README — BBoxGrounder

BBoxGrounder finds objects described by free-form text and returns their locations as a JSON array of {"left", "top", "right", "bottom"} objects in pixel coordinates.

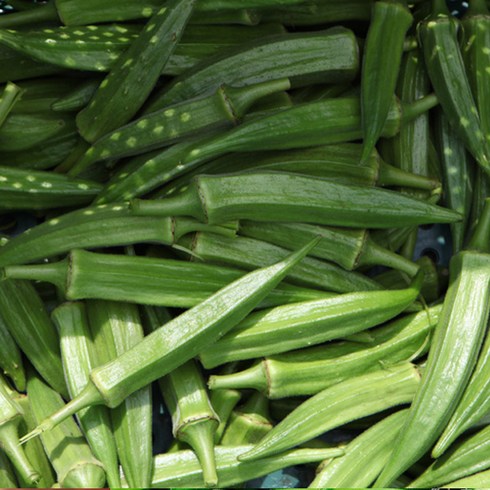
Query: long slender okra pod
[
  {"left": 0, "top": 374, "right": 39, "bottom": 485},
  {"left": 86, "top": 300, "right": 152, "bottom": 488},
  {"left": 208, "top": 305, "right": 439, "bottom": 397},
  {"left": 20, "top": 239, "right": 319, "bottom": 442},
  {"left": 143, "top": 305, "right": 218, "bottom": 487},
  {"left": 0, "top": 82, "right": 22, "bottom": 128},
  {"left": 374, "top": 200, "right": 490, "bottom": 486},
  {"left": 139, "top": 445, "right": 343, "bottom": 488},
  {"left": 131, "top": 172, "right": 459, "bottom": 229},
  {"left": 360, "top": 0, "right": 413, "bottom": 162},
  {"left": 3, "top": 249, "right": 327, "bottom": 309},
  {"left": 238, "top": 362, "right": 420, "bottom": 461},
  {"left": 76, "top": 0, "right": 196, "bottom": 142},
  {"left": 26, "top": 369, "right": 106, "bottom": 488},
  {"left": 0, "top": 307, "right": 25, "bottom": 391},
  {"left": 418, "top": 0, "right": 490, "bottom": 175},
  {"left": 52, "top": 302, "right": 121, "bottom": 489},
  {"left": 310, "top": 409, "right": 408, "bottom": 488},
  {"left": 0, "top": 279, "right": 68, "bottom": 398},
  {"left": 412, "top": 423, "right": 490, "bottom": 487}
]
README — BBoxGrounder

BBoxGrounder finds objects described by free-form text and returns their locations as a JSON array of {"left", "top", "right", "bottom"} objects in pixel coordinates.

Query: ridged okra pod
[
  {"left": 20, "top": 239, "right": 318, "bottom": 442},
  {"left": 443, "top": 468, "right": 490, "bottom": 488},
  {"left": 0, "top": 306, "right": 25, "bottom": 391},
  {"left": 141, "top": 445, "right": 343, "bottom": 488},
  {"left": 143, "top": 305, "right": 218, "bottom": 487},
  {"left": 76, "top": 0, "right": 196, "bottom": 142},
  {"left": 26, "top": 369, "right": 106, "bottom": 488},
  {"left": 52, "top": 302, "right": 121, "bottom": 489},
  {"left": 208, "top": 305, "right": 439, "bottom": 397},
  {"left": 418, "top": 0, "right": 490, "bottom": 175},
  {"left": 131, "top": 172, "right": 460, "bottom": 229},
  {"left": 310, "top": 409, "right": 408, "bottom": 488},
  {"left": 3, "top": 249, "right": 326, "bottom": 309},
  {"left": 375, "top": 204, "right": 490, "bottom": 486},
  {"left": 86, "top": 300, "right": 152, "bottom": 488},
  {"left": 412, "top": 423, "right": 490, "bottom": 487},
  {"left": 0, "top": 279, "right": 68, "bottom": 398},
  {"left": 239, "top": 362, "right": 420, "bottom": 461},
  {"left": 72, "top": 78, "right": 290, "bottom": 175},
  {"left": 0, "top": 374, "right": 39, "bottom": 485},
  {"left": 360, "top": 0, "right": 413, "bottom": 162}
]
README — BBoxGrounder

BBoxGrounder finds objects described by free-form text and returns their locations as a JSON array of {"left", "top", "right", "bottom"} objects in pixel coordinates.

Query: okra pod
[
  {"left": 76, "top": 0, "right": 196, "bottom": 143},
  {"left": 0, "top": 449, "right": 17, "bottom": 488},
  {"left": 0, "top": 307, "right": 25, "bottom": 391},
  {"left": 360, "top": 0, "right": 413, "bottom": 162},
  {"left": 3, "top": 249, "right": 327, "bottom": 309},
  {"left": 52, "top": 302, "right": 121, "bottom": 489},
  {"left": 0, "top": 82, "right": 22, "bottom": 128},
  {"left": 138, "top": 445, "right": 343, "bottom": 488},
  {"left": 443, "top": 468, "right": 490, "bottom": 488},
  {"left": 26, "top": 370, "right": 106, "bottom": 488},
  {"left": 86, "top": 300, "right": 152, "bottom": 488},
  {"left": 239, "top": 362, "right": 420, "bottom": 461},
  {"left": 20, "top": 239, "right": 319, "bottom": 441},
  {"left": 310, "top": 409, "right": 408, "bottom": 488},
  {"left": 208, "top": 305, "right": 439, "bottom": 397}
]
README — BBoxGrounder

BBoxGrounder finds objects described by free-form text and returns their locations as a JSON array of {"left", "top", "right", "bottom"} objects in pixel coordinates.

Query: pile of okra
[{"left": 1, "top": 0, "right": 490, "bottom": 487}]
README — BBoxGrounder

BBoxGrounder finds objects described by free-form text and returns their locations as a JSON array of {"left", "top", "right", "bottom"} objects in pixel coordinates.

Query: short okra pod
[
  {"left": 26, "top": 369, "right": 106, "bottom": 488},
  {"left": 0, "top": 82, "right": 22, "bottom": 128},
  {"left": 3, "top": 249, "right": 326, "bottom": 309},
  {"left": 310, "top": 409, "right": 408, "bottom": 488},
  {"left": 86, "top": 300, "right": 152, "bottom": 488},
  {"left": 238, "top": 362, "right": 421, "bottom": 462},
  {"left": 208, "top": 305, "right": 440, "bottom": 397},
  {"left": 52, "top": 302, "right": 121, "bottom": 489},
  {"left": 360, "top": 0, "right": 413, "bottom": 163},
  {"left": 20, "top": 239, "right": 319, "bottom": 441},
  {"left": 76, "top": 0, "right": 195, "bottom": 143},
  {"left": 136, "top": 445, "right": 343, "bottom": 488}
]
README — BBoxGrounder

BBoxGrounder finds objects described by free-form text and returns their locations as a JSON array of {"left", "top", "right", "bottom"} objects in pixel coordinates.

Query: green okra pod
[
  {"left": 136, "top": 445, "right": 343, "bottom": 488},
  {"left": 360, "top": 0, "right": 413, "bottom": 163},
  {"left": 0, "top": 82, "right": 22, "bottom": 128},
  {"left": 310, "top": 409, "right": 408, "bottom": 488},
  {"left": 0, "top": 279, "right": 68, "bottom": 398},
  {"left": 0, "top": 449, "right": 17, "bottom": 488},
  {"left": 52, "top": 78, "right": 102, "bottom": 112},
  {"left": 238, "top": 362, "right": 420, "bottom": 462},
  {"left": 76, "top": 0, "right": 196, "bottom": 143},
  {"left": 411, "top": 423, "right": 490, "bottom": 487},
  {"left": 20, "top": 239, "right": 319, "bottom": 441},
  {"left": 26, "top": 369, "right": 106, "bottom": 488},
  {"left": 86, "top": 300, "right": 152, "bottom": 488},
  {"left": 3, "top": 249, "right": 327, "bottom": 309},
  {"left": 52, "top": 302, "right": 121, "bottom": 489},
  {"left": 0, "top": 307, "right": 25, "bottom": 392},
  {"left": 418, "top": 0, "right": 490, "bottom": 175},
  {"left": 208, "top": 305, "right": 439, "bottom": 397},
  {"left": 443, "top": 468, "right": 490, "bottom": 488},
  {"left": 0, "top": 375, "right": 39, "bottom": 486}
]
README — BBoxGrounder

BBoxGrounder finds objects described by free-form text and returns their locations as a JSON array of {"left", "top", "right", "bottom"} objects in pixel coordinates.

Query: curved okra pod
[
  {"left": 418, "top": 0, "right": 490, "bottom": 175},
  {"left": 0, "top": 165, "right": 101, "bottom": 210},
  {"left": 200, "top": 273, "right": 423, "bottom": 369},
  {"left": 310, "top": 409, "right": 408, "bottom": 488},
  {"left": 360, "top": 0, "right": 413, "bottom": 163},
  {"left": 26, "top": 370, "right": 106, "bottom": 488},
  {"left": 3, "top": 249, "right": 327, "bottom": 309},
  {"left": 238, "top": 362, "right": 421, "bottom": 462},
  {"left": 0, "top": 82, "right": 22, "bottom": 128},
  {"left": 71, "top": 78, "right": 290, "bottom": 175},
  {"left": 86, "top": 300, "right": 152, "bottom": 488},
  {"left": 0, "top": 279, "right": 68, "bottom": 398},
  {"left": 19, "top": 238, "right": 320, "bottom": 442},
  {"left": 0, "top": 374, "right": 39, "bottom": 486},
  {"left": 143, "top": 305, "right": 218, "bottom": 487},
  {"left": 130, "top": 172, "right": 460, "bottom": 229},
  {"left": 76, "top": 0, "right": 196, "bottom": 143},
  {"left": 139, "top": 445, "right": 343, "bottom": 488},
  {"left": 411, "top": 424, "right": 490, "bottom": 487},
  {"left": 0, "top": 308, "right": 25, "bottom": 391},
  {"left": 52, "top": 302, "right": 121, "bottom": 489},
  {"left": 208, "top": 305, "right": 440, "bottom": 397}
]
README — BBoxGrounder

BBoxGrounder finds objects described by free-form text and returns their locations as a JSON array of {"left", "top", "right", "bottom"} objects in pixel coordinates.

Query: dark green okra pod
[
  {"left": 76, "top": 0, "right": 196, "bottom": 142},
  {"left": 360, "top": 0, "right": 413, "bottom": 162},
  {"left": 0, "top": 82, "right": 22, "bottom": 128},
  {"left": 208, "top": 305, "right": 439, "bottom": 397},
  {"left": 0, "top": 304, "right": 25, "bottom": 391},
  {"left": 20, "top": 239, "right": 319, "bottom": 441},
  {"left": 239, "top": 362, "right": 420, "bottom": 461}
]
